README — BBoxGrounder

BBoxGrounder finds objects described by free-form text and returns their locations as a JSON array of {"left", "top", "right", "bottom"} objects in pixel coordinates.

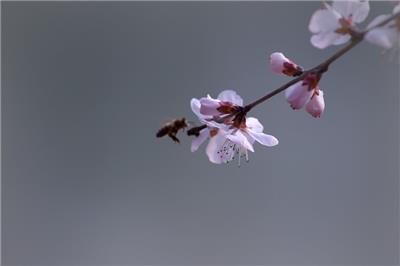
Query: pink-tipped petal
[
  {"left": 199, "top": 97, "right": 221, "bottom": 116},
  {"left": 270, "top": 52, "right": 302, "bottom": 76},
  {"left": 217, "top": 90, "right": 243, "bottom": 106},
  {"left": 270, "top": 52, "right": 288, "bottom": 74},
  {"left": 191, "top": 128, "right": 209, "bottom": 152},
  {"left": 306, "top": 90, "right": 325, "bottom": 118},
  {"left": 285, "top": 81, "right": 313, "bottom": 110}
]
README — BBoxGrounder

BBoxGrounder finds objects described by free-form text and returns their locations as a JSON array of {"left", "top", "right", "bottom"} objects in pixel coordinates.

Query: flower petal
[
  {"left": 245, "top": 117, "right": 264, "bottom": 133},
  {"left": 205, "top": 131, "right": 228, "bottom": 164},
  {"left": 311, "top": 32, "right": 344, "bottom": 49},
  {"left": 367, "top": 14, "right": 391, "bottom": 29},
  {"left": 332, "top": 34, "right": 352, "bottom": 45},
  {"left": 285, "top": 81, "right": 313, "bottom": 109},
  {"left": 217, "top": 90, "right": 243, "bottom": 106},
  {"left": 305, "top": 90, "right": 325, "bottom": 118},
  {"left": 333, "top": 0, "right": 369, "bottom": 23},
  {"left": 309, "top": 8, "right": 341, "bottom": 34},
  {"left": 394, "top": 4, "right": 400, "bottom": 14},
  {"left": 191, "top": 128, "right": 209, "bottom": 152},
  {"left": 190, "top": 98, "right": 202, "bottom": 118},
  {"left": 270, "top": 52, "right": 288, "bottom": 74},
  {"left": 227, "top": 130, "right": 254, "bottom": 152},
  {"left": 365, "top": 27, "right": 396, "bottom": 49},
  {"left": 199, "top": 97, "right": 221, "bottom": 116},
  {"left": 247, "top": 130, "right": 279, "bottom": 147}
]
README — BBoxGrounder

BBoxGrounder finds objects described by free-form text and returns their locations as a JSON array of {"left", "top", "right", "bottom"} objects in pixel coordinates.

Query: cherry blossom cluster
[
  {"left": 190, "top": 90, "right": 279, "bottom": 165},
  {"left": 157, "top": 0, "right": 400, "bottom": 165}
]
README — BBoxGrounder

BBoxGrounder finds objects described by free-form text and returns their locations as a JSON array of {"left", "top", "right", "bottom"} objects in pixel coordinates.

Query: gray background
[{"left": 2, "top": 1, "right": 399, "bottom": 265}]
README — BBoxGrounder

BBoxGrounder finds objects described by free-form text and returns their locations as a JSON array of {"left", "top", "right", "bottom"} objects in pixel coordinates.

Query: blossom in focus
[
  {"left": 198, "top": 90, "right": 243, "bottom": 117},
  {"left": 285, "top": 74, "right": 325, "bottom": 118},
  {"left": 365, "top": 4, "right": 400, "bottom": 50},
  {"left": 309, "top": 0, "right": 370, "bottom": 49},
  {"left": 269, "top": 52, "right": 303, "bottom": 76},
  {"left": 190, "top": 90, "right": 279, "bottom": 165}
]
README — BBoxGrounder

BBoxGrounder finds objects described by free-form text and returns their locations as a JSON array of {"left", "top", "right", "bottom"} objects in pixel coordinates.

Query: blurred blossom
[
  {"left": 365, "top": 4, "right": 400, "bottom": 50},
  {"left": 309, "top": 0, "right": 370, "bottom": 49}
]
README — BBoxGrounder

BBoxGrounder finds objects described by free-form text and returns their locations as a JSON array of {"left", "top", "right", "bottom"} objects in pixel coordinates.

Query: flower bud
[
  {"left": 269, "top": 52, "right": 303, "bottom": 76},
  {"left": 285, "top": 81, "right": 313, "bottom": 110},
  {"left": 199, "top": 97, "right": 221, "bottom": 116},
  {"left": 306, "top": 89, "right": 325, "bottom": 118}
]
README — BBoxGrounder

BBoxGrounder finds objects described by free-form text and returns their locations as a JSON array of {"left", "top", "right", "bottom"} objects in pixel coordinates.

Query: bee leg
[{"left": 168, "top": 133, "right": 180, "bottom": 143}]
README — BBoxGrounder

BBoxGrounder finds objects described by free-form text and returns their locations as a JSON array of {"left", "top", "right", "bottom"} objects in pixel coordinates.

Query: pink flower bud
[
  {"left": 269, "top": 52, "right": 303, "bottom": 76},
  {"left": 306, "top": 89, "right": 325, "bottom": 118},
  {"left": 199, "top": 97, "right": 221, "bottom": 116},
  {"left": 285, "top": 81, "right": 313, "bottom": 110}
]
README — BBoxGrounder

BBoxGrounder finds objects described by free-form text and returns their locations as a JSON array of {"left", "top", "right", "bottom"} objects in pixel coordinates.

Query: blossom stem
[
  {"left": 244, "top": 12, "right": 400, "bottom": 113},
  {"left": 186, "top": 11, "right": 400, "bottom": 137},
  {"left": 244, "top": 38, "right": 363, "bottom": 111}
]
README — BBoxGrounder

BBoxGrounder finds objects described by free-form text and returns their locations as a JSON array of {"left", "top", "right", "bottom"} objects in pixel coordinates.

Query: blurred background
[{"left": 2, "top": 1, "right": 399, "bottom": 265}]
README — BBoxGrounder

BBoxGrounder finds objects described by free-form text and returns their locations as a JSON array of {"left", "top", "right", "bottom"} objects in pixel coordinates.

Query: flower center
[
  {"left": 217, "top": 102, "right": 239, "bottom": 114},
  {"left": 335, "top": 18, "right": 353, "bottom": 35}
]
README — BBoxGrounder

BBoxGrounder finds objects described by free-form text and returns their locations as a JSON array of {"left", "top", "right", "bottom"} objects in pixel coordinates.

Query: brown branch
[{"left": 186, "top": 10, "right": 400, "bottom": 136}]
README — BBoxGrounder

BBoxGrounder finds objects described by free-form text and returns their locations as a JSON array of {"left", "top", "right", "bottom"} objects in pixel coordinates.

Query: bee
[{"left": 156, "top": 118, "right": 189, "bottom": 143}]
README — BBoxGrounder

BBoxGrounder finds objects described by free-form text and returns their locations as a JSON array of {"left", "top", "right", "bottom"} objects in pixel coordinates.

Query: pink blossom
[
  {"left": 285, "top": 74, "right": 325, "bottom": 118},
  {"left": 309, "top": 0, "right": 370, "bottom": 49},
  {"left": 365, "top": 4, "right": 400, "bottom": 50},
  {"left": 191, "top": 90, "right": 279, "bottom": 165}
]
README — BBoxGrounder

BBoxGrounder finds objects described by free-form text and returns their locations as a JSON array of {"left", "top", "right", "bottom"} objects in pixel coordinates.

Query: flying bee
[{"left": 156, "top": 118, "right": 189, "bottom": 143}]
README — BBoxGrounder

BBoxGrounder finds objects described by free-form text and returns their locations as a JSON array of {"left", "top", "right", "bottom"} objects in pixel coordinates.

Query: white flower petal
[
  {"left": 191, "top": 128, "right": 209, "bottom": 152},
  {"left": 245, "top": 117, "right": 264, "bottom": 133},
  {"left": 365, "top": 27, "right": 396, "bottom": 49},
  {"left": 205, "top": 132, "right": 228, "bottom": 164},
  {"left": 367, "top": 14, "right": 391, "bottom": 29},
  {"left": 332, "top": 0, "right": 369, "bottom": 23},
  {"left": 247, "top": 130, "right": 279, "bottom": 147},
  {"left": 394, "top": 4, "right": 400, "bottom": 14},
  {"left": 217, "top": 90, "right": 243, "bottom": 106},
  {"left": 311, "top": 32, "right": 343, "bottom": 49},
  {"left": 332, "top": 34, "right": 352, "bottom": 45},
  {"left": 309, "top": 9, "right": 341, "bottom": 34},
  {"left": 227, "top": 131, "right": 254, "bottom": 152},
  {"left": 190, "top": 98, "right": 203, "bottom": 118}
]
